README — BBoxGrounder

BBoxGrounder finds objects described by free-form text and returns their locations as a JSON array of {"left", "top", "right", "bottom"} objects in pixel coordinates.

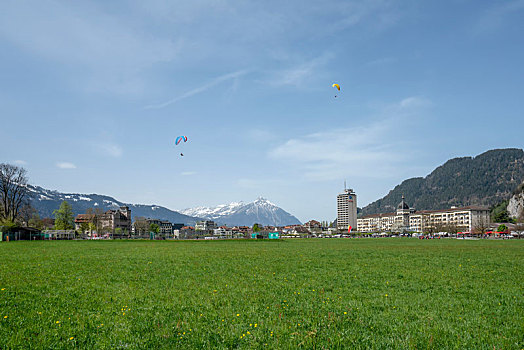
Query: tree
[
  {"left": 133, "top": 217, "right": 149, "bottom": 236},
  {"left": 252, "top": 223, "right": 261, "bottom": 233},
  {"left": 114, "top": 227, "right": 123, "bottom": 238},
  {"left": 0, "top": 163, "right": 28, "bottom": 225},
  {"left": 88, "top": 222, "right": 96, "bottom": 235},
  {"left": 28, "top": 213, "right": 45, "bottom": 230},
  {"left": 491, "top": 200, "right": 515, "bottom": 223},
  {"left": 514, "top": 211, "right": 524, "bottom": 239},
  {"left": 86, "top": 208, "right": 104, "bottom": 234},
  {"left": 53, "top": 201, "right": 75, "bottom": 230},
  {"left": 79, "top": 222, "right": 89, "bottom": 235},
  {"left": 497, "top": 224, "right": 508, "bottom": 233},
  {"left": 149, "top": 223, "right": 160, "bottom": 234},
  {"left": 42, "top": 217, "right": 55, "bottom": 230},
  {"left": 473, "top": 214, "right": 490, "bottom": 236}
]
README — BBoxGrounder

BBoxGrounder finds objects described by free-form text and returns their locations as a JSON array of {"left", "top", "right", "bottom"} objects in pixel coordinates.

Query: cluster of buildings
[
  {"left": 73, "top": 207, "right": 324, "bottom": 239},
  {"left": 176, "top": 222, "right": 321, "bottom": 239},
  {"left": 336, "top": 187, "right": 491, "bottom": 234},
  {"left": 70, "top": 186, "right": 492, "bottom": 239}
]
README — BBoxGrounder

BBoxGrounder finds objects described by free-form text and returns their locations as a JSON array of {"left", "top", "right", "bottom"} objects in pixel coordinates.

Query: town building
[
  {"left": 195, "top": 220, "right": 217, "bottom": 231},
  {"left": 178, "top": 226, "right": 195, "bottom": 239},
  {"left": 357, "top": 197, "right": 490, "bottom": 233},
  {"left": 304, "top": 220, "right": 322, "bottom": 232},
  {"left": 74, "top": 214, "right": 93, "bottom": 232},
  {"left": 337, "top": 187, "right": 357, "bottom": 230},
  {"left": 101, "top": 206, "right": 132, "bottom": 233},
  {"left": 75, "top": 206, "right": 132, "bottom": 234}
]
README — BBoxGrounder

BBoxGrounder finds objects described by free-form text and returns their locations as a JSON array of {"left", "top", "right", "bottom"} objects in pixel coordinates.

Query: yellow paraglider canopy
[{"left": 332, "top": 83, "right": 340, "bottom": 91}]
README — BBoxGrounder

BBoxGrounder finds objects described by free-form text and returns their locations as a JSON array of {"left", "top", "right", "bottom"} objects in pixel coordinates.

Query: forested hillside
[{"left": 361, "top": 148, "right": 524, "bottom": 216}]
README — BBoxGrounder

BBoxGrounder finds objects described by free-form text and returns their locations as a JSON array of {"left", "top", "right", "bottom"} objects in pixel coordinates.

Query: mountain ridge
[
  {"left": 180, "top": 197, "right": 302, "bottom": 226},
  {"left": 26, "top": 185, "right": 202, "bottom": 225},
  {"left": 361, "top": 148, "right": 524, "bottom": 216},
  {"left": 26, "top": 186, "right": 301, "bottom": 227}
]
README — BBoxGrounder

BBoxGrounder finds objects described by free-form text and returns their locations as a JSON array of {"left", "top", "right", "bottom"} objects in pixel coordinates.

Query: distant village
[
  {"left": 4, "top": 192, "right": 522, "bottom": 241},
  {"left": 73, "top": 206, "right": 326, "bottom": 240},
  {"left": 1, "top": 160, "right": 523, "bottom": 241}
]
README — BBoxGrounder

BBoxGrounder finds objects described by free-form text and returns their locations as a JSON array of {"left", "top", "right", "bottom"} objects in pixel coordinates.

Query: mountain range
[
  {"left": 361, "top": 148, "right": 524, "bottom": 216},
  {"left": 26, "top": 185, "right": 301, "bottom": 227},
  {"left": 26, "top": 185, "right": 202, "bottom": 224},
  {"left": 180, "top": 197, "right": 302, "bottom": 226}
]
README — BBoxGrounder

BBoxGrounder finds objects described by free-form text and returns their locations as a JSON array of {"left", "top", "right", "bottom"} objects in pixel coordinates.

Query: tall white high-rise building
[{"left": 337, "top": 187, "right": 357, "bottom": 231}]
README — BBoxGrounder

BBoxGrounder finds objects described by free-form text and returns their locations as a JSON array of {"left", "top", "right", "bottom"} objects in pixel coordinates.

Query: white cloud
[
  {"left": 13, "top": 160, "right": 27, "bottom": 165},
  {"left": 0, "top": 2, "right": 180, "bottom": 95},
  {"left": 145, "top": 70, "right": 249, "bottom": 109},
  {"left": 398, "top": 96, "right": 432, "bottom": 109},
  {"left": 244, "top": 128, "right": 277, "bottom": 142},
  {"left": 263, "top": 53, "right": 333, "bottom": 87},
  {"left": 365, "top": 57, "right": 397, "bottom": 67},
  {"left": 269, "top": 97, "right": 432, "bottom": 181},
  {"left": 95, "top": 143, "right": 123, "bottom": 158},
  {"left": 0, "top": 1, "right": 402, "bottom": 97},
  {"left": 474, "top": 0, "right": 524, "bottom": 33},
  {"left": 56, "top": 162, "right": 76, "bottom": 169}
]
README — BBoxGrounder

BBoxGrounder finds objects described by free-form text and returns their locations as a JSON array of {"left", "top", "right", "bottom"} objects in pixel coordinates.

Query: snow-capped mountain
[
  {"left": 26, "top": 185, "right": 202, "bottom": 225},
  {"left": 180, "top": 197, "right": 301, "bottom": 226}
]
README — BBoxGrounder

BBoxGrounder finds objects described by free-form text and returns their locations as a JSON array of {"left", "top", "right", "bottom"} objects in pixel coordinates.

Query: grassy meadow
[{"left": 0, "top": 239, "right": 523, "bottom": 349}]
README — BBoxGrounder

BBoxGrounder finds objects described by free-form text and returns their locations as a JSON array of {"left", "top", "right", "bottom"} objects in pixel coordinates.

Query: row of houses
[
  {"left": 72, "top": 199, "right": 493, "bottom": 239},
  {"left": 176, "top": 221, "right": 324, "bottom": 239}
]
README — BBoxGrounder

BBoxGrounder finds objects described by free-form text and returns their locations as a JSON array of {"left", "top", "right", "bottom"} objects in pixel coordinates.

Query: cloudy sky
[{"left": 1, "top": 0, "right": 523, "bottom": 222}]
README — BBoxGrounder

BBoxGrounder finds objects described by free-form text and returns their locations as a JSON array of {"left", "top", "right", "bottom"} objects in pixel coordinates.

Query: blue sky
[{"left": 1, "top": 0, "right": 523, "bottom": 222}]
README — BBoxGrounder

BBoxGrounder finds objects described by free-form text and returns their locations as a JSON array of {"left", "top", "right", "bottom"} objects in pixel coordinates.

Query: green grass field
[{"left": 0, "top": 239, "right": 523, "bottom": 349}]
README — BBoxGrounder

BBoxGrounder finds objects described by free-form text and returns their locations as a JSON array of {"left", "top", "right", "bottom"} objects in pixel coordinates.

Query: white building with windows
[
  {"left": 357, "top": 197, "right": 490, "bottom": 233},
  {"left": 337, "top": 188, "right": 357, "bottom": 230},
  {"left": 195, "top": 220, "right": 217, "bottom": 231}
]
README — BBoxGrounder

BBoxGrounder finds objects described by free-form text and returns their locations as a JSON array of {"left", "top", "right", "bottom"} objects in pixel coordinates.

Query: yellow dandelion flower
[
  {"left": 56, "top": 321, "right": 60, "bottom": 324},
  {"left": 236, "top": 314, "right": 240, "bottom": 317},
  {"left": 247, "top": 331, "right": 250, "bottom": 335},
  {"left": 254, "top": 324, "right": 257, "bottom": 327},
  {"left": 69, "top": 337, "right": 74, "bottom": 340},
  {"left": 1, "top": 288, "right": 5, "bottom": 291},
  {"left": 344, "top": 312, "right": 347, "bottom": 314},
  {"left": 3, "top": 316, "right": 7, "bottom": 319},
  {"left": 385, "top": 294, "right": 388, "bottom": 297}
]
